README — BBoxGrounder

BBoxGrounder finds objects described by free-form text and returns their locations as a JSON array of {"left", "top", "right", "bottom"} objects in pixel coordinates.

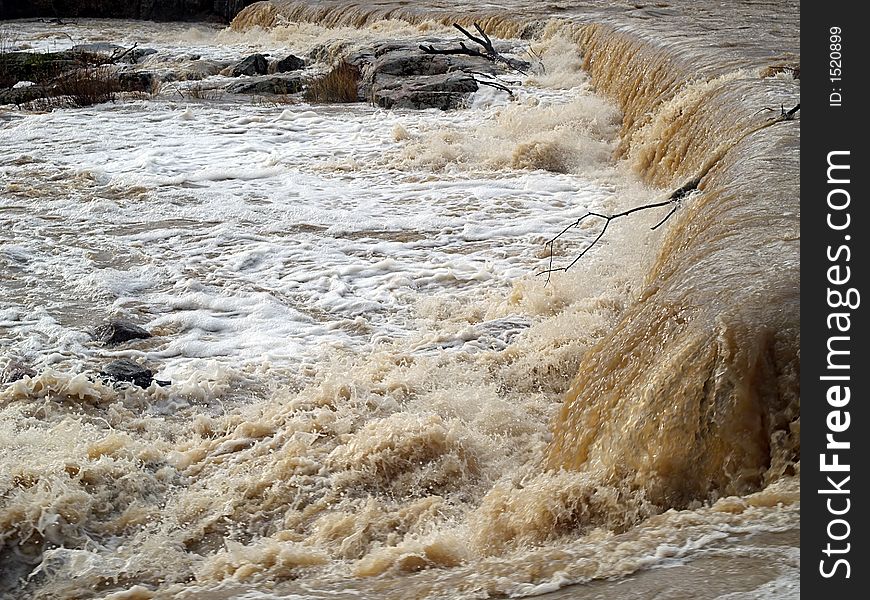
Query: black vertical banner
[{"left": 803, "top": 2, "right": 869, "bottom": 596}]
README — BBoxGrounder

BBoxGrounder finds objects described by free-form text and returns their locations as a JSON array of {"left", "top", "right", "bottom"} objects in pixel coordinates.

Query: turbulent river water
[{"left": 1, "top": 1, "right": 799, "bottom": 598}]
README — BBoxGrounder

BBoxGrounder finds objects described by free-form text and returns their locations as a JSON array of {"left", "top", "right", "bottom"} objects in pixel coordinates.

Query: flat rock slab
[
  {"left": 372, "top": 72, "right": 479, "bottom": 110},
  {"left": 225, "top": 73, "right": 305, "bottom": 95}
]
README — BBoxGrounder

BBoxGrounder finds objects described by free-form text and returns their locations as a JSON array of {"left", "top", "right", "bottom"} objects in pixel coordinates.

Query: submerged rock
[
  {"left": 231, "top": 53, "right": 269, "bottom": 77},
  {"left": 100, "top": 359, "right": 153, "bottom": 388},
  {"left": 94, "top": 320, "right": 152, "bottom": 345},
  {"left": 275, "top": 54, "right": 305, "bottom": 72},
  {"left": 225, "top": 73, "right": 305, "bottom": 95},
  {"left": 154, "top": 59, "right": 233, "bottom": 83}
]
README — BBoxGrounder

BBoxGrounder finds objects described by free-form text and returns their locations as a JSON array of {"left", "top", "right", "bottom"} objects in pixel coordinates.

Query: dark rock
[
  {"left": 1, "top": 360, "right": 36, "bottom": 384},
  {"left": 231, "top": 54, "right": 269, "bottom": 77},
  {"left": 372, "top": 73, "right": 479, "bottom": 110},
  {"left": 212, "top": 0, "right": 260, "bottom": 22},
  {"left": 352, "top": 42, "right": 499, "bottom": 77},
  {"left": 100, "top": 359, "right": 153, "bottom": 388},
  {"left": 118, "top": 71, "right": 155, "bottom": 92},
  {"left": 373, "top": 53, "right": 461, "bottom": 77},
  {"left": 226, "top": 74, "right": 305, "bottom": 95},
  {"left": 0, "top": 84, "right": 52, "bottom": 106},
  {"left": 345, "top": 42, "right": 498, "bottom": 110},
  {"left": 94, "top": 321, "right": 152, "bottom": 345},
  {"left": 157, "top": 60, "right": 232, "bottom": 82},
  {"left": 275, "top": 54, "right": 305, "bottom": 72}
]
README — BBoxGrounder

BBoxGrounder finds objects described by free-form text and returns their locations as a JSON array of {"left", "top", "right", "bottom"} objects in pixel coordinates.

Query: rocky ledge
[{"left": 1, "top": 29, "right": 529, "bottom": 111}]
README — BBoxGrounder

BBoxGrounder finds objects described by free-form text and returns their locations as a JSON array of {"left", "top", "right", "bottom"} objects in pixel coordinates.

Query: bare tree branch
[
  {"left": 539, "top": 178, "right": 701, "bottom": 283},
  {"left": 753, "top": 102, "right": 800, "bottom": 122},
  {"left": 109, "top": 42, "right": 139, "bottom": 63},
  {"left": 420, "top": 22, "right": 528, "bottom": 74},
  {"left": 474, "top": 78, "right": 514, "bottom": 96}
]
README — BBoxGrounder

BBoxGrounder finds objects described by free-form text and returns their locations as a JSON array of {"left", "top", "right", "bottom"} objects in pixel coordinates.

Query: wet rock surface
[
  {"left": 275, "top": 54, "right": 306, "bottom": 72},
  {"left": 226, "top": 73, "right": 305, "bottom": 94},
  {"left": 100, "top": 359, "right": 154, "bottom": 388},
  {"left": 349, "top": 42, "right": 500, "bottom": 110},
  {"left": 93, "top": 321, "right": 152, "bottom": 345},
  {"left": 230, "top": 53, "right": 269, "bottom": 76},
  {"left": 71, "top": 43, "right": 158, "bottom": 63},
  {"left": 1, "top": 35, "right": 521, "bottom": 110},
  {"left": 372, "top": 72, "right": 479, "bottom": 110}
]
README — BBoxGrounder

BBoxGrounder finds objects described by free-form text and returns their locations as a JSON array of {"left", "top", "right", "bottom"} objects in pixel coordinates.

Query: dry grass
[
  {"left": 304, "top": 61, "right": 360, "bottom": 103},
  {"left": 183, "top": 82, "right": 225, "bottom": 101},
  {"left": 23, "top": 66, "right": 122, "bottom": 110},
  {"left": 54, "top": 67, "right": 120, "bottom": 106}
]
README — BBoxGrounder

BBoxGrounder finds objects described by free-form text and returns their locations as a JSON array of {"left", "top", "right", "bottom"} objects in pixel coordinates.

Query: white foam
[
  {"left": 2, "top": 92, "right": 619, "bottom": 381},
  {"left": 0, "top": 18, "right": 631, "bottom": 388}
]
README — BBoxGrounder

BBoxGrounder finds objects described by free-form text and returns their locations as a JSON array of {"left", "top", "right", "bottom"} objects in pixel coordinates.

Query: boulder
[
  {"left": 372, "top": 52, "right": 479, "bottom": 77},
  {"left": 94, "top": 320, "right": 152, "bottom": 345},
  {"left": 100, "top": 359, "right": 154, "bottom": 388},
  {"left": 372, "top": 73, "right": 479, "bottom": 110},
  {"left": 344, "top": 42, "right": 498, "bottom": 110},
  {"left": 0, "top": 84, "right": 52, "bottom": 105},
  {"left": 230, "top": 53, "right": 268, "bottom": 77},
  {"left": 275, "top": 54, "right": 305, "bottom": 72},
  {"left": 118, "top": 71, "right": 155, "bottom": 92},
  {"left": 155, "top": 59, "right": 232, "bottom": 82},
  {"left": 225, "top": 73, "right": 305, "bottom": 95}
]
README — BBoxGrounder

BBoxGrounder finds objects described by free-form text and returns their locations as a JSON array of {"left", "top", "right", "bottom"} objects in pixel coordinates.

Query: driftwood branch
[
  {"left": 420, "top": 22, "right": 528, "bottom": 74},
  {"left": 455, "top": 23, "right": 496, "bottom": 55},
  {"left": 754, "top": 102, "right": 800, "bottom": 122},
  {"left": 109, "top": 42, "right": 138, "bottom": 63},
  {"left": 474, "top": 78, "right": 514, "bottom": 96},
  {"left": 462, "top": 71, "right": 515, "bottom": 96},
  {"left": 539, "top": 178, "right": 701, "bottom": 283}
]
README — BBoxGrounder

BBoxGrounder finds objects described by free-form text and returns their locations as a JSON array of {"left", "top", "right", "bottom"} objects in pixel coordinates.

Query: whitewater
[{"left": 1, "top": 2, "right": 800, "bottom": 599}]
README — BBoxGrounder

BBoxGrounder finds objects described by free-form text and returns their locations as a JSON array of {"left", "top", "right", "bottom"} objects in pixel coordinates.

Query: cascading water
[{"left": 0, "top": 2, "right": 799, "bottom": 598}]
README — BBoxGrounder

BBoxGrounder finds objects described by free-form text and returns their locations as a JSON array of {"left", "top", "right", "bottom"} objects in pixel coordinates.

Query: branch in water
[
  {"left": 754, "top": 102, "right": 800, "bottom": 122},
  {"left": 463, "top": 72, "right": 515, "bottom": 96},
  {"left": 539, "top": 178, "right": 701, "bottom": 284}
]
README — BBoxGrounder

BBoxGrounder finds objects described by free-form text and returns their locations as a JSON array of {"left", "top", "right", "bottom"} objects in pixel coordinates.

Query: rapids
[{"left": 1, "top": 1, "right": 799, "bottom": 598}]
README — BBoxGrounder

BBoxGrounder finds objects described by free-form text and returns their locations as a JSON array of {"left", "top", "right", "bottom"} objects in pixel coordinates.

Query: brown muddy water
[{"left": 0, "top": 1, "right": 799, "bottom": 598}]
